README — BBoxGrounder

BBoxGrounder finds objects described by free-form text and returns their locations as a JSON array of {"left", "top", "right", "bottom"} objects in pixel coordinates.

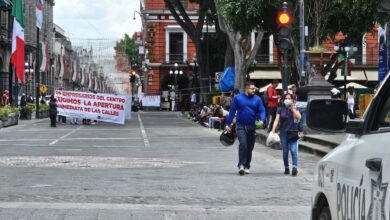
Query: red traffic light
[{"left": 278, "top": 12, "right": 291, "bottom": 25}]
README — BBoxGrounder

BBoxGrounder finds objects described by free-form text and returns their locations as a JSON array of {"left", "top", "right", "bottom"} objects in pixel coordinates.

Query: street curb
[
  {"left": 255, "top": 131, "right": 336, "bottom": 158},
  {"left": 1, "top": 118, "right": 49, "bottom": 130}
]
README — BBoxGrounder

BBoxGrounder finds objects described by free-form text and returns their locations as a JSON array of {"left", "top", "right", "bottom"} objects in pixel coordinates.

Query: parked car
[{"left": 309, "top": 73, "right": 390, "bottom": 220}]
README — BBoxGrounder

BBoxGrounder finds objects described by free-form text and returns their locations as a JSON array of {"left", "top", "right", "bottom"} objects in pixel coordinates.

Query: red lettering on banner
[
  {"left": 58, "top": 104, "right": 83, "bottom": 111},
  {"left": 92, "top": 109, "right": 101, "bottom": 113},
  {"left": 97, "top": 96, "right": 105, "bottom": 101},
  {"left": 106, "top": 97, "right": 125, "bottom": 103},
  {"left": 57, "top": 97, "right": 81, "bottom": 105},
  {"left": 84, "top": 101, "right": 91, "bottom": 106},
  {"left": 92, "top": 102, "right": 124, "bottom": 110},
  {"left": 102, "top": 110, "right": 119, "bottom": 116}
]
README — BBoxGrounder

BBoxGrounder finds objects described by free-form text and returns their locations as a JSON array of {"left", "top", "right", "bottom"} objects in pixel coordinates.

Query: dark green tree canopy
[
  {"left": 114, "top": 34, "right": 139, "bottom": 65},
  {"left": 217, "top": 0, "right": 278, "bottom": 36}
]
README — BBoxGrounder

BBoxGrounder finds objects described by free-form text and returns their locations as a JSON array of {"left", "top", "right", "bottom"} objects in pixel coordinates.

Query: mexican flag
[
  {"left": 39, "top": 42, "right": 49, "bottom": 72},
  {"left": 11, "top": 0, "right": 25, "bottom": 83},
  {"left": 35, "top": 0, "right": 43, "bottom": 29}
]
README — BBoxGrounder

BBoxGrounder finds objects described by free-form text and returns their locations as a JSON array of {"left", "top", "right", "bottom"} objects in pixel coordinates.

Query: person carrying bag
[{"left": 270, "top": 93, "right": 301, "bottom": 176}]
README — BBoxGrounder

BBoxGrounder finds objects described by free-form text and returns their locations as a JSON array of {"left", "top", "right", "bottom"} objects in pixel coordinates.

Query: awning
[
  {"left": 259, "top": 83, "right": 283, "bottom": 93},
  {"left": 250, "top": 70, "right": 282, "bottom": 80},
  {"left": 338, "top": 82, "right": 368, "bottom": 89},
  {"left": 327, "top": 69, "right": 379, "bottom": 81},
  {"left": 0, "top": 0, "right": 12, "bottom": 10}
]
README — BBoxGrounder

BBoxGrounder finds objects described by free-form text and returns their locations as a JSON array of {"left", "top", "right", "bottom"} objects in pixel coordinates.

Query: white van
[{"left": 308, "top": 74, "right": 390, "bottom": 220}]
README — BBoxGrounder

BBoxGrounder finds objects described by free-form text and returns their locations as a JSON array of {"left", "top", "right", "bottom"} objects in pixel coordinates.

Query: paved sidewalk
[
  {"left": 256, "top": 129, "right": 347, "bottom": 157},
  {"left": 1, "top": 117, "right": 49, "bottom": 131}
]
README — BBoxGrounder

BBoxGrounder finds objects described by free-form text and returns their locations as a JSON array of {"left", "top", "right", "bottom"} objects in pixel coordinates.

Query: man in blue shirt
[{"left": 225, "top": 81, "right": 266, "bottom": 175}]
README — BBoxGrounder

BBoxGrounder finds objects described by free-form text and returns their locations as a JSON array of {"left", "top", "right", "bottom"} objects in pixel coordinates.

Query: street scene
[
  {"left": 0, "top": 0, "right": 390, "bottom": 219},
  {"left": 0, "top": 112, "right": 318, "bottom": 219}
]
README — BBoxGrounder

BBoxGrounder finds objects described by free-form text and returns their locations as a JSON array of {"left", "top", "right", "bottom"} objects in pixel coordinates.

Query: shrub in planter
[{"left": 0, "top": 106, "right": 12, "bottom": 120}]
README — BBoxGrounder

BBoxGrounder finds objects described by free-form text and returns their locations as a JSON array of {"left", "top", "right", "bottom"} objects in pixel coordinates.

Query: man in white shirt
[{"left": 191, "top": 92, "right": 197, "bottom": 108}]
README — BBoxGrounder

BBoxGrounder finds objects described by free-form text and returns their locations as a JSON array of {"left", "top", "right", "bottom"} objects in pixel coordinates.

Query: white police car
[{"left": 308, "top": 73, "right": 390, "bottom": 220}]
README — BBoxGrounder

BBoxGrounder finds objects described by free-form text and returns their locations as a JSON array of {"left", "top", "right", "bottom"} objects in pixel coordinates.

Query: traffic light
[
  {"left": 130, "top": 70, "right": 136, "bottom": 83},
  {"left": 276, "top": 2, "right": 292, "bottom": 50}
]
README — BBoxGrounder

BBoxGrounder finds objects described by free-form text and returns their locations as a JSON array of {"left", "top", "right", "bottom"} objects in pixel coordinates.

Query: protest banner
[{"left": 55, "top": 90, "right": 129, "bottom": 124}]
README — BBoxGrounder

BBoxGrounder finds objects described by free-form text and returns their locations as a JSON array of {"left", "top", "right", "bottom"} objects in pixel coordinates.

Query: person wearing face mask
[
  {"left": 225, "top": 81, "right": 266, "bottom": 175},
  {"left": 271, "top": 93, "right": 301, "bottom": 176}
]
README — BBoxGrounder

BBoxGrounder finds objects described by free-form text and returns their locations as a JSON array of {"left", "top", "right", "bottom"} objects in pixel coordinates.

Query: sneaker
[
  {"left": 238, "top": 165, "right": 245, "bottom": 175},
  {"left": 244, "top": 168, "right": 250, "bottom": 174},
  {"left": 284, "top": 168, "right": 290, "bottom": 175},
  {"left": 292, "top": 168, "right": 298, "bottom": 176}
]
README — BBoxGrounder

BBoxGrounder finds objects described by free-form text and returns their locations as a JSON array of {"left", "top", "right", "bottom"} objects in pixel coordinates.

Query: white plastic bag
[{"left": 266, "top": 132, "right": 280, "bottom": 146}]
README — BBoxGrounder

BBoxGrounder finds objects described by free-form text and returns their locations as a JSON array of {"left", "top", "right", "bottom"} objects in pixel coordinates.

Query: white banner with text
[{"left": 55, "top": 90, "right": 129, "bottom": 125}]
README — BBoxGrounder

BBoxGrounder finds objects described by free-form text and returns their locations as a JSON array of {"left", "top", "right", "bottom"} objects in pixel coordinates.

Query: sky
[{"left": 54, "top": 0, "right": 142, "bottom": 40}]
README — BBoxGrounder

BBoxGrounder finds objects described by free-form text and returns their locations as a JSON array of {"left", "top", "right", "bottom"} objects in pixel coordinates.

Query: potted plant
[
  {"left": 0, "top": 105, "right": 18, "bottom": 127},
  {"left": 38, "top": 103, "right": 49, "bottom": 118},
  {"left": 23, "top": 103, "right": 35, "bottom": 120}
]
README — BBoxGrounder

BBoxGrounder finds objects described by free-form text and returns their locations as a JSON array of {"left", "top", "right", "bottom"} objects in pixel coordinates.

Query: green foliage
[
  {"left": 218, "top": 0, "right": 387, "bottom": 46},
  {"left": 0, "top": 106, "right": 19, "bottom": 119},
  {"left": 309, "top": 46, "right": 327, "bottom": 52},
  {"left": 325, "top": 0, "right": 387, "bottom": 43},
  {"left": 25, "top": 103, "right": 35, "bottom": 113},
  {"left": 39, "top": 103, "right": 49, "bottom": 112},
  {"left": 114, "top": 34, "right": 139, "bottom": 65},
  {"left": 217, "top": 0, "right": 278, "bottom": 35}
]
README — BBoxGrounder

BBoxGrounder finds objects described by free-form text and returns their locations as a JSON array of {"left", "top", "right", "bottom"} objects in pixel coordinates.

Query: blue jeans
[
  {"left": 298, "top": 107, "right": 306, "bottom": 129},
  {"left": 279, "top": 131, "right": 298, "bottom": 169},
  {"left": 236, "top": 124, "right": 256, "bottom": 168}
]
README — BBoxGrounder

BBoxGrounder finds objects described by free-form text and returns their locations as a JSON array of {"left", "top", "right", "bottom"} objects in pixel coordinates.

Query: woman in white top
[{"left": 346, "top": 86, "right": 356, "bottom": 115}]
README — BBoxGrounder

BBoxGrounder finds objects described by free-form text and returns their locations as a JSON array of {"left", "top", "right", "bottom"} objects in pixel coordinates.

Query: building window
[
  {"left": 169, "top": 32, "right": 184, "bottom": 63},
  {"left": 255, "top": 33, "right": 271, "bottom": 64}
]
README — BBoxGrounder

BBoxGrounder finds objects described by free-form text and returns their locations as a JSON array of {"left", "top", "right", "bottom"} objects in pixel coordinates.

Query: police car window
[{"left": 376, "top": 95, "right": 390, "bottom": 131}]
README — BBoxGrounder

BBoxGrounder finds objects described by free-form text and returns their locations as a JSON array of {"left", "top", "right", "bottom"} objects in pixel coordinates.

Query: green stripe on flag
[{"left": 11, "top": 0, "right": 24, "bottom": 27}]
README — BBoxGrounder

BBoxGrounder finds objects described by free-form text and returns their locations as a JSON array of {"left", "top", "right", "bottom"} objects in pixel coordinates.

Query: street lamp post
[
  {"left": 334, "top": 42, "right": 358, "bottom": 99},
  {"left": 133, "top": 10, "right": 148, "bottom": 96},
  {"left": 169, "top": 63, "right": 183, "bottom": 111}
]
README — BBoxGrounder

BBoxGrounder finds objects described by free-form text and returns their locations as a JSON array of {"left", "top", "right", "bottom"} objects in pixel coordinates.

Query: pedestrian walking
[
  {"left": 190, "top": 91, "right": 197, "bottom": 108},
  {"left": 225, "top": 81, "right": 266, "bottom": 175},
  {"left": 267, "top": 80, "right": 280, "bottom": 133},
  {"left": 346, "top": 86, "right": 356, "bottom": 118},
  {"left": 49, "top": 95, "right": 58, "bottom": 128},
  {"left": 271, "top": 93, "right": 301, "bottom": 176},
  {"left": 20, "top": 93, "right": 26, "bottom": 107},
  {"left": 222, "top": 93, "right": 232, "bottom": 111}
]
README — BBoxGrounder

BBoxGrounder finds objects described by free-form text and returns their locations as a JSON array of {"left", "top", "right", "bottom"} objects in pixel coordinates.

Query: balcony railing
[
  {"left": 165, "top": 53, "right": 187, "bottom": 64},
  {"left": 255, "top": 54, "right": 274, "bottom": 65}
]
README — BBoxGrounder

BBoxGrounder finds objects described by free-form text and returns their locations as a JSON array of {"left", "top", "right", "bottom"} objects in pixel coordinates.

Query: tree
[
  {"left": 114, "top": 34, "right": 139, "bottom": 66},
  {"left": 325, "top": 0, "right": 387, "bottom": 44},
  {"left": 164, "top": 0, "right": 212, "bottom": 100},
  {"left": 215, "top": 0, "right": 277, "bottom": 90}
]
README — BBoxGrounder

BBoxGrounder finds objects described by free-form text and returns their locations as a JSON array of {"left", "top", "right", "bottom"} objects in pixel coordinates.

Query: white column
[
  {"left": 362, "top": 34, "right": 367, "bottom": 65},
  {"left": 269, "top": 35, "right": 274, "bottom": 64},
  {"left": 183, "top": 32, "right": 188, "bottom": 62},
  {"left": 165, "top": 30, "right": 170, "bottom": 63},
  {"left": 251, "top": 32, "right": 255, "bottom": 49}
]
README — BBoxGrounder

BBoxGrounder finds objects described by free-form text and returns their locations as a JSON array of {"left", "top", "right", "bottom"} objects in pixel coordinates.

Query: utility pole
[
  {"left": 299, "top": 0, "right": 305, "bottom": 82},
  {"left": 35, "top": 28, "right": 40, "bottom": 119}
]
